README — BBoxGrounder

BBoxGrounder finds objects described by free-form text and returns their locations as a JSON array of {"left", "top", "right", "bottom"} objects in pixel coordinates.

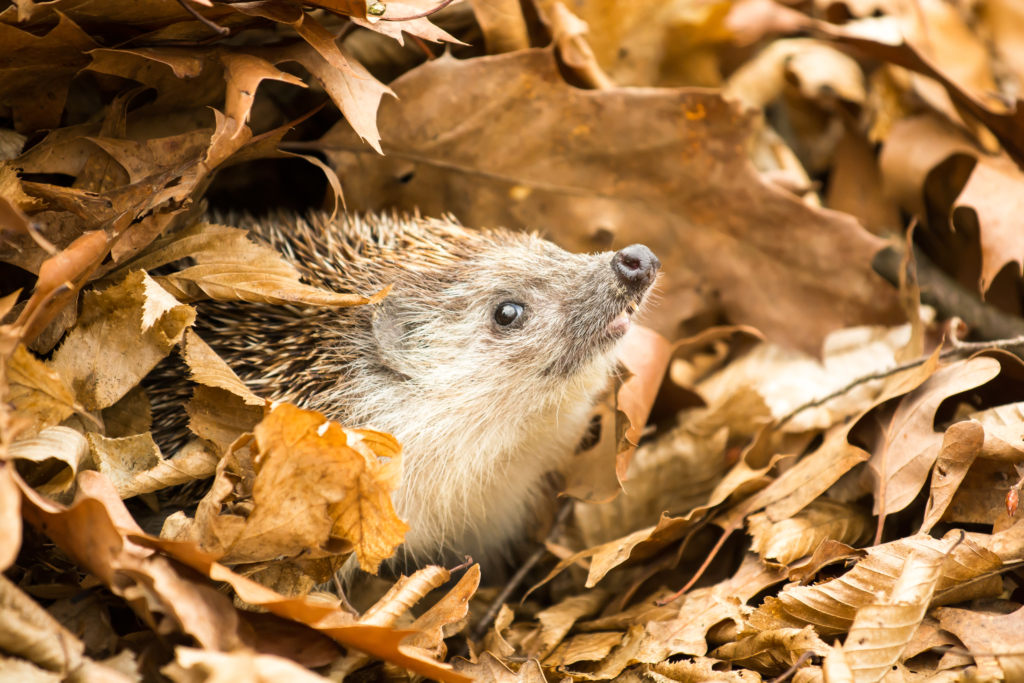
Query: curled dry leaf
[
  {"left": 7, "top": 345, "right": 90, "bottom": 440},
  {"left": 468, "top": 0, "right": 530, "bottom": 54},
  {"left": 934, "top": 604, "right": 1024, "bottom": 682},
  {"left": 822, "top": 642, "right": 853, "bottom": 683},
  {"left": 543, "top": 632, "right": 624, "bottom": 667},
  {"left": 193, "top": 403, "right": 407, "bottom": 572},
  {"left": 653, "top": 657, "right": 763, "bottom": 683},
  {"left": 749, "top": 532, "right": 1002, "bottom": 636},
  {"left": 48, "top": 271, "right": 195, "bottom": 412},
  {"left": 88, "top": 431, "right": 218, "bottom": 499},
  {"left": 969, "top": 401, "right": 1024, "bottom": 461},
  {"left": 163, "top": 647, "right": 332, "bottom": 683},
  {"left": 646, "top": 554, "right": 789, "bottom": 658},
  {"left": 8, "top": 426, "right": 91, "bottom": 496},
  {"left": 919, "top": 420, "right": 985, "bottom": 534},
  {"left": 182, "top": 329, "right": 263, "bottom": 406},
  {"left": 451, "top": 652, "right": 546, "bottom": 683},
  {"left": 868, "top": 357, "right": 1001, "bottom": 520},
  {"left": 521, "top": 590, "right": 611, "bottom": 660},
  {"left": 404, "top": 565, "right": 480, "bottom": 659},
  {"left": 842, "top": 542, "right": 952, "bottom": 683},
  {"left": 148, "top": 222, "right": 389, "bottom": 307},
  {"left": 748, "top": 499, "right": 871, "bottom": 566},
  {"left": 788, "top": 541, "right": 866, "bottom": 585},
  {"left": 710, "top": 626, "right": 830, "bottom": 675}
]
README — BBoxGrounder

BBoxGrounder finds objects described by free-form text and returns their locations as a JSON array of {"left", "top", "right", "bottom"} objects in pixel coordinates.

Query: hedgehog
[{"left": 153, "top": 210, "right": 661, "bottom": 570}]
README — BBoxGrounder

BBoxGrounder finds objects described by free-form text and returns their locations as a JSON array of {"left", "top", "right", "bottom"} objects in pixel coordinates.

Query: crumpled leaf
[
  {"left": 451, "top": 653, "right": 546, "bottom": 683},
  {"left": 920, "top": 420, "right": 985, "bottom": 534},
  {"left": 748, "top": 499, "right": 871, "bottom": 566},
  {"left": 711, "top": 626, "right": 830, "bottom": 675},
  {"left": 867, "top": 357, "right": 1000, "bottom": 519},
  {"left": 48, "top": 271, "right": 195, "bottom": 412},
  {"left": 749, "top": 532, "right": 1002, "bottom": 636},
  {"left": 163, "top": 647, "right": 332, "bottom": 683},
  {"left": 521, "top": 590, "right": 611, "bottom": 660},
  {"left": 934, "top": 604, "right": 1024, "bottom": 682},
  {"left": 192, "top": 403, "right": 407, "bottom": 572},
  {"left": 7, "top": 345, "right": 89, "bottom": 440},
  {"left": 843, "top": 541, "right": 952, "bottom": 683},
  {"left": 8, "top": 426, "right": 91, "bottom": 496},
  {"left": 149, "top": 222, "right": 389, "bottom": 307},
  {"left": 88, "top": 432, "right": 218, "bottom": 499}
]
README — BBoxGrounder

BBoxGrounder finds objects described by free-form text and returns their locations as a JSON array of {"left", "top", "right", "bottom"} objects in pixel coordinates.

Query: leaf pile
[{"left": 5, "top": 0, "right": 1024, "bottom": 681}]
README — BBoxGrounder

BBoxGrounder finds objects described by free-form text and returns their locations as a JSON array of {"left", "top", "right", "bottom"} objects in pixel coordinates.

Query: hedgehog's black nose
[{"left": 612, "top": 244, "right": 660, "bottom": 289}]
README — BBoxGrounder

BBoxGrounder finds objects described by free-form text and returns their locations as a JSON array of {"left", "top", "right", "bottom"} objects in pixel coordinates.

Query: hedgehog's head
[{"left": 366, "top": 230, "right": 660, "bottom": 423}]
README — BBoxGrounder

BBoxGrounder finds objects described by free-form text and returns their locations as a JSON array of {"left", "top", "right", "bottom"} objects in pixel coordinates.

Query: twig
[
  {"left": 873, "top": 244, "right": 1024, "bottom": 341},
  {"left": 768, "top": 652, "right": 814, "bottom": 683},
  {"left": 449, "top": 555, "right": 474, "bottom": 573},
  {"left": 175, "top": 0, "right": 230, "bottom": 36},
  {"left": 379, "top": 0, "right": 457, "bottom": 21},
  {"left": 777, "top": 333, "right": 1024, "bottom": 429},
  {"left": 469, "top": 501, "right": 574, "bottom": 643}
]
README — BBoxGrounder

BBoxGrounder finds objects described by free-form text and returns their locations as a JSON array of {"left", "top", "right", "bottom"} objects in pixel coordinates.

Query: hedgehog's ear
[{"left": 371, "top": 301, "right": 415, "bottom": 380}]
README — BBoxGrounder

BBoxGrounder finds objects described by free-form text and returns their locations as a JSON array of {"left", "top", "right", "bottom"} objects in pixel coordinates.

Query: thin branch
[
  {"left": 768, "top": 652, "right": 815, "bottom": 683},
  {"left": 379, "top": 0, "right": 457, "bottom": 21},
  {"left": 777, "top": 334, "right": 1024, "bottom": 429},
  {"left": 176, "top": 0, "right": 230, "bottom": 36},
  {"left": 469, "top": 501, "right": 573, "bottom": 643}
]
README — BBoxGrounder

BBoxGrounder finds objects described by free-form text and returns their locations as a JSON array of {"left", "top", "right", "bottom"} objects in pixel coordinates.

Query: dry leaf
[
  {"left": 749, "top": 532, "right": 1002, "bottom": 636},
  {"left": 88, "top": 432, "right": 218, "bottom": 499},
  {"left": 8, "top": 345, "right": 89, "bottom": 440},
  {"left": 48, "top": 271, "right": 195, "bottom": 412},
  {"left": 194, "top": 403, "right": 407, "bottom": 572},
  {"left": 934, "top": 604, "right": 1024, "bottom": 682},
  {"left": 843, "top": 542, "right": 951, "bottom": 683},
  {"left": 920, "top": 420, "right": 985, "bottom": 534},
  {"left": 451, "top": 653, "right": 546, "bottom": 683},
  {"left": 469, "top": 0, "right": 530, "bottom": 54},
  {"left": 521, "top": 590, "right": 610, "bottom": 660},
  {"left": 868, "top": 358, "right": 1000, "bottom": 518},
  {"left": 711, "top": 626, "right": 830, "bottom": 675},
  {"left": 748, "top": 499, "right": 871, "bottom": 566},
  {"left": 163, "top": 647, "right": 332, "bottom": 683},
  {"left": 8, "top": 426, "right": 91, "bottom": 496}
]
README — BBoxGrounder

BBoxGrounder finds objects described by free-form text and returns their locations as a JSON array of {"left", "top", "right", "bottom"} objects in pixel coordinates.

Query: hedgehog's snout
[{"left": 612, "top": 244, "right": 660, "bottom": 291}]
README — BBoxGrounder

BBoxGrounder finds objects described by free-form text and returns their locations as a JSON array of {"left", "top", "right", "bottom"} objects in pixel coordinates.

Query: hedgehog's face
[{"left": 372, "top": 234, "right": 660, "bottom": 408}]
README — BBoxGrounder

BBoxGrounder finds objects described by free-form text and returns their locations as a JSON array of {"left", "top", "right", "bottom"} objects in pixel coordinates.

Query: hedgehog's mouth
[{"left": 603, "top": 299, "right": 641, "bottom": 341}]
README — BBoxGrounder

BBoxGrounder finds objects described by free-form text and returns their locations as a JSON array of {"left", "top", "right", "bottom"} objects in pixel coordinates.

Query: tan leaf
[
  {"left": 101, "top": 384, "right": 153, "bottom": 439},
  {"left": 646, "top": 554, "right": 788, "bottom": 657},
  {"left": 749, "top": 532, "right": 1002, "bottom": 636},
  {"left": 920, "top": 420, "right": 984, "bottom": 534},
  {"left": 934, "top": 604, "right": 1024, "bottom": 682},
  {"left": 451, "top": 652, "right": 546, "bottom": 683},
  {"left": 219, "top": 52, "right": 306, "bottom": 130},
  {"left": 88, "top": 432, "right": 219, "bottom": 499},
  {"left": 0, "top": 465, "right": 20, "bottom": 571},
  {"left": 48, "top": 271, "right": 196, "bottom": 411},
  {"left": 269, "top": 42, "right": 394, "bottom": 154},
  {"left": 86, "top": 130, "right": 212, "bottom": 186},
  {"left": 350, "top": 3, "right": 462, "bottom": 46},
  {"left": 469, "top": 0, "right": 530, "bottom": 54},
  {"left": 543, "top": 632, "right": 625, "bottom": 667},
  {"left": 8, "top": 345, "right": 88, "bottom": 439},
  {"left": 163, "top": 647, "right": 332, "bottom": 683},
  {"left": 544, "top": 3, "right": 614, "bottom": 90},
  {"left": 404, "top": 565, "right": 480, "bottom": 658},
  {"left": 843, "top": 541, "right": 952, "bottom": 683},
  {"left": 521, "top": 589, "right": 610, "bottom": 659},
  {"left": 194, "top": 403, "right": 407, "bottom": 572},
  {"left": 868, "top": 358, "right": 1001, "bottom": 519},
  {"left": 711, "top": 627, "right": 830, "bottom": 675},
  {"left": 322, "top": 49, "right": 901, "bottom": 356},
  {"left": 970, "top": 401, "right": 1024, "bottom": 461},
  {"left": 185, "top": 387, "right": 263, "bottom": 452},
  {"left": 153, "top": 223, "right": 388, "bottom": 307},
  {"left": 789, "top": 541, "right": 867, "bottom": 585},
  {"left": 8, "top": 426, "right": 91, "bottom": 495},
  {"left": 654, "top": 657, "right": 763, "bottom": 683},
  {"left": 940, "top": 457, "right": 1024, "bottom": 531},
  {"left": 748, "top": 499, "right": 871, "bottom": 566},
  {"left": 0, "top": 15, "right": 99, "bottom": 132},
  {"left": 181, "top": 329, "right": 263, "bottom": 406}
]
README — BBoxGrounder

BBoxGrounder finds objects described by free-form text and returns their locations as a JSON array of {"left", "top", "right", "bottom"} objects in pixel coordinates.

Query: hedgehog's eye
[{"left": 494, "top": 302, "right": 523, "bottom": 327}]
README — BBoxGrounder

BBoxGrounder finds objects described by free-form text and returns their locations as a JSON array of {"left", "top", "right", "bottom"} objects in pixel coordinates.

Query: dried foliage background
[{"left": 4, "top": 0, "right": 1024, "bottom": 681}]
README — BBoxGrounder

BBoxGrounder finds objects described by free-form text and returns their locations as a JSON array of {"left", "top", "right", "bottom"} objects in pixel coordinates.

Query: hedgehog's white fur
[{"left": 189, "top": 210, "right": 656, "bottom": 569}]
